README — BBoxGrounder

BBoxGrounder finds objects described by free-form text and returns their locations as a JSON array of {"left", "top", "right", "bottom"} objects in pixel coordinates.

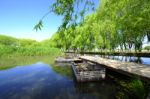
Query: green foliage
[
  {"left": 49, "top": 0, "right": 150, "bottom": 52},
  {"left": 0, "top": 35, "right": 18, "bottom": 46},
  {"left": 144, "top": 46, "right": 150, "bottom": 51},
  {"left": 51, "top": 0, "right": 97, "bottom": 29},
  {"left": 18, "top": 39, "right": 37, "bottom": 47},
  {"left": 34, "top": 20, "right": 43, "bottom": 31},
  {"left": 0, "top": 35, "right": 61, "bottom": 57},
  {"left": 119, "top": 79, "right": 147, "bottom": 99}
]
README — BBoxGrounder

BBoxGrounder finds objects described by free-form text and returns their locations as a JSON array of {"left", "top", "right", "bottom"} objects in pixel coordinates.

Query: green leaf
[{"left": 34, "top": 20, "right": 43, "bottom": 31}]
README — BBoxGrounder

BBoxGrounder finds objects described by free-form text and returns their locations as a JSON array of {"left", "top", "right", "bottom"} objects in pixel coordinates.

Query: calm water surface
[
  {"left": 0, "top": 62, "right": 119, "bottom": 99},
  {"left": 94, "top": 55, "right": 150, "bottom": 65},
  {"left": 0, "top": 55, "right": 150, "bottom": 99},
  {"left": 107, "top": 56, "right": 150, "bottom": 65}
]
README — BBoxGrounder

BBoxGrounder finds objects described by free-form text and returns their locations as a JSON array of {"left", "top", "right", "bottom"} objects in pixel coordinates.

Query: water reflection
[
  {"left": 0, "top": 63, "right": 120, "bottom": 99},
  {"left": 74, "top": 82, "right": 117, "bottom": 99},
  {"left": 99, "top": 55, "right": 150, "bottom": 65}
]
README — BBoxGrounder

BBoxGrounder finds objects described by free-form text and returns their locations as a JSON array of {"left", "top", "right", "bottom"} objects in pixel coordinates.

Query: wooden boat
[
  {"left": 72, "top": 61, "right": 106, "bottom": 82},
  {"left": 55, "top": 57, "right": 82, "bottom": 63}
]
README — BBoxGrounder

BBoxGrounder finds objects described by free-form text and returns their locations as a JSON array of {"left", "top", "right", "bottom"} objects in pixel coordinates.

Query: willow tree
[
  {"left": 35, "top": 0, "right": 150, "bottom": 52},
  {"left": 49, "top": 32, "right": 63, "bottom": 49},
  {"left": 95, "top": 0, "right": 150, "bottom": 52},
  {"left": 34, "top": 0, "right": 99, "bottom": 52}
]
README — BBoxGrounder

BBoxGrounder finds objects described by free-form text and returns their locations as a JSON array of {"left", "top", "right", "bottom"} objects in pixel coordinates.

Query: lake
[{"left": 0, "top": 56, "right": 149, "bottom": 99}]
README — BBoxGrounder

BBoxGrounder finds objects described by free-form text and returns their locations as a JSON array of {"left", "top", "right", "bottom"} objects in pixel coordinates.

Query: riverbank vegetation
[
  {"left": 0, "top": 35, "right": 70, "bottom": 77},
  {"left": 0, "top": 35, "right": 62, "bottom": 69},
  {"left": 0, "top": 35, "right": 61, "bottom": 57}
]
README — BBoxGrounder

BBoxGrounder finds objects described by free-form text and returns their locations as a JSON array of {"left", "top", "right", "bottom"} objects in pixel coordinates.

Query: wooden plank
[{"left": 79, "top": 56, "right": 150, "bottom": 81}]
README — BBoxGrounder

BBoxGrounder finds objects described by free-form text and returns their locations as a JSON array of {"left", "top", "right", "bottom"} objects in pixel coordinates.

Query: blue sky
[
  {"left": 0, "top": 0, "right": 99, "bottom": 41},
  {"left": 0, "top": 0, "right": 62, "bottom": 41}
]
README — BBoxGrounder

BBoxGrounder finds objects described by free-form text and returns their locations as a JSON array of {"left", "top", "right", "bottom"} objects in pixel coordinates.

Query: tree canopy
[{"left": 35, "top": 0, "right": 150, "bottom": 52}]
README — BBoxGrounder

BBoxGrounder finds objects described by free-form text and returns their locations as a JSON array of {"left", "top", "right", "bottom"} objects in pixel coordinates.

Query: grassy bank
[
  {"left": 0, "top": 34, "right": 63, "bottom": 67},
  {"left": 0, "top": 34, "right": 62, "bottom": 57},
  {"left": 0, "top": 45, "right": 61, "bottom": 57}
]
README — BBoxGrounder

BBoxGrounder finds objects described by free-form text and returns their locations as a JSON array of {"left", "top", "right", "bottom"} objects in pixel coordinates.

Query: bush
[{"left": 144, "top": 46, "right": 150, "bottom": 51}]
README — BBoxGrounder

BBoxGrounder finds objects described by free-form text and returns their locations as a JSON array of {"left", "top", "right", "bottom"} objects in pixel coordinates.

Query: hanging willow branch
[
  {"left": 34, "top": 0, "right": 97, "bottom": 31},
  {"left": 34, "top": 11, "right": 52, "bottom": 31}
]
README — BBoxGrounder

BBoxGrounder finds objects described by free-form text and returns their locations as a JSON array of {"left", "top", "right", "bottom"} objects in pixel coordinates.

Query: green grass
[{"left": 0, "top": 46, "right": 61, "bottom": 57}]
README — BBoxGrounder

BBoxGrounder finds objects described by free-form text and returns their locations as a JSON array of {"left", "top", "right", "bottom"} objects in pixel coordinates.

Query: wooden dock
[{"left": 79, "top": 56, "right": 150, "bottom": 81}]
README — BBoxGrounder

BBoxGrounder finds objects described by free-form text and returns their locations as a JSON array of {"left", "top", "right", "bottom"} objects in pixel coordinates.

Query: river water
[
  {"left": 0, "top": 62, "right": 121, "bottom": 99},
  {"left": 100, "top": 55, "right": 150, "bottom": 65},
  {"left": 0, "top": 56, "right": 149, "bottom": 99}
]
